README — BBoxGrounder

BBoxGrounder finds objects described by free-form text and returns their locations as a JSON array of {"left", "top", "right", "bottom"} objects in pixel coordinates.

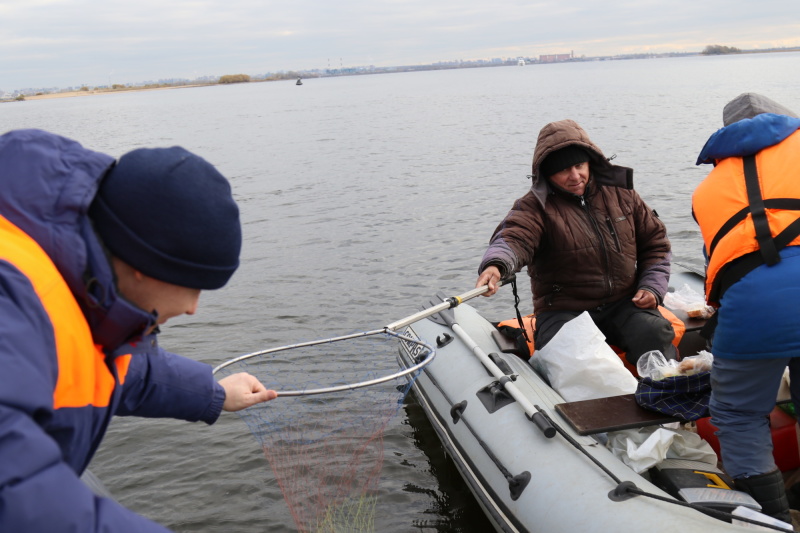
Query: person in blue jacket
[
  {"left": 693, "top": 93, "right": 800, "bottom": 523},
  {"left": 0, "top": 129, "right": 278, "bottom": 532}
]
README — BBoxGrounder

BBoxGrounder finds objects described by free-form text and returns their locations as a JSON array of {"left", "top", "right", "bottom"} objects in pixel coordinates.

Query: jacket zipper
[
  {"left": 580, "top": 196, "right": 613, "bottom": 297},
  {"left": 606, "top": 216, "right": 622, "bottom": 253},
  {"left": 545, "top": 284, "right": 562, "bottom": 306}
]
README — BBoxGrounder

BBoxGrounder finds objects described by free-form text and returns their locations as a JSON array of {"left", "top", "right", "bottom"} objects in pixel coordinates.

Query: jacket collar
[
  {"left": 696, "top": 113, "right": 800, "bottom": 165},
  {"left": 80, "top": 220, "right": 156, "bottom": 349},
  {"left": 0, "top": 129, "right": 156, "bottom": 350}
]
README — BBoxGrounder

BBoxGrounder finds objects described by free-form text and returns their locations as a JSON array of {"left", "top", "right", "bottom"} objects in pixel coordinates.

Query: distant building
[{"left": 539, "top": 52, "right": 574, "bottom": 63}]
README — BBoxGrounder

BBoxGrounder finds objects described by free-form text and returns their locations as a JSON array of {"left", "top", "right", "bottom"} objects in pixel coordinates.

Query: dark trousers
[{"left": 534, "top": 298, "right": 677, "bottom": 365}]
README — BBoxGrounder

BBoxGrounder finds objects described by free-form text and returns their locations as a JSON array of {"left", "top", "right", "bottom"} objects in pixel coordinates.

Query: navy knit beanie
[
  {"left": 540, "top": 145, "right": 590, "bottom": 177},
  {"left": 89, "top": 147, "right": 241, "bottom": 290}
]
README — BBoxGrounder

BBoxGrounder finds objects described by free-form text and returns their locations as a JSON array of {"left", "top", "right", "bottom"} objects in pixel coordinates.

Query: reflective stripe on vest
[
  {"left": 693, "top": 130, "right": 800, "bottom": 303},
  {"left": 0, "top": 214, "right": 131, "bottom": 408}
]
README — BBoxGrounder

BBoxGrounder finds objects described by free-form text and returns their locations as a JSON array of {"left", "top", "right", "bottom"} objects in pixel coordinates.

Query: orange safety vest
[
  {"left": 0, "top": 214, "right": 131, "bottom": 409},
  {"left": 693, "top": 130, "right": 800, "bottom": 305}
]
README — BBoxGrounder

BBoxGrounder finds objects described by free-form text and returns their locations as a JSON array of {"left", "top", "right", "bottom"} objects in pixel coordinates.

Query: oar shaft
[
  {"left": 450, "top": 322, "right": 536, "bottom": 414},
  {"left": 449, "top": 322, "right": 556, "bottom": 438}
]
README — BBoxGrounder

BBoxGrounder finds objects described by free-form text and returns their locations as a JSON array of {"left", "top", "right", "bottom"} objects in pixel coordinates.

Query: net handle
[
  {"left": 212, "top": 328, "right": 435, "bottom": 396},
  {"left": 385, "top": 278, "right": 513, "bottom": 331}
]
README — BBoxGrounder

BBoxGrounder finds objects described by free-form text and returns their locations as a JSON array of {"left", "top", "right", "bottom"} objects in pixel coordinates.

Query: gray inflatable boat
[{"left": 396, "top": 267, "right": 794, "bottom": 532}]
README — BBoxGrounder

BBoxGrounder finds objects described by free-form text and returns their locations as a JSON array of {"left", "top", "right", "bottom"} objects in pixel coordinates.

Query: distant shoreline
[
  {"left": 12, "top": 47, "right": 800, "bottom": 102},
  {"left": 24, "top": 83, "right": 211, "bottom": 101}
]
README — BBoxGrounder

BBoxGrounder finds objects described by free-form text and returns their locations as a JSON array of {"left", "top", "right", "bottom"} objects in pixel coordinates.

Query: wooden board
[
  {"left": 668, "top": 308, "right": 708, "bottom": 332},
  {"left": 554, "top": 394, "right": 679, "bottom": 435}
]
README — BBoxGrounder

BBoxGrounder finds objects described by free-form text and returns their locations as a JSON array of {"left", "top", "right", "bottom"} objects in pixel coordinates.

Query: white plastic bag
[
  {"left": 664, "top": 283, "right": 715, "bottom": 319},
  {"left": 531, "top": 311, "right": 638, "bottom": 402},
  {"left": 636, "top": 350, "right": 714, "bottom": 381},
  {"left": 606, "top": 426, "right": 718, "bottom": 473},
  {"left": 732, "top": 505, "right": 793, "bottom": 529},
  {"left": 777, "top": 367, "right": 791, "bottom": 403}
]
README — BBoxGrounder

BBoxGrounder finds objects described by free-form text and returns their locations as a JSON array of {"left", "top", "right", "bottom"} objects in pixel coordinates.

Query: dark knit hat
[
  {"left": 90, "top": 147, "right": 241, "bottom": 290},
  {"left": 540, "top": 145, "right": 590, "bottom": 177}
]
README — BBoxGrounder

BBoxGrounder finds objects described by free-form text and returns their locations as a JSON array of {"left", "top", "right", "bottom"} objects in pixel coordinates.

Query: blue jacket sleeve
[
  {"left": 115, "top": 340, "right": 225, "bottom": 424},
  {"left": 0, "top": 263, "right": 172, "bottom": 532},
  {"left": 0, "top": 406, "right": 173, "bottom": 532}
]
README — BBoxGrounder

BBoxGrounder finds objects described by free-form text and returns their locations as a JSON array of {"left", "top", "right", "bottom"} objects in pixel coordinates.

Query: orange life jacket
[
  {"left": 498, "top": 314, "right": 536, "bottom": 355},
  {"left": 692, "top": 130, "right": 800, "bottom": 305},
  {"left": 0, "top": 214, "right": 131, "bottom": 409}
]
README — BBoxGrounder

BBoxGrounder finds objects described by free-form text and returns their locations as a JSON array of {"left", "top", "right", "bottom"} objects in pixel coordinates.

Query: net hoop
[{"left": 212, "top": 327, "right": 434, "bottom": 396}]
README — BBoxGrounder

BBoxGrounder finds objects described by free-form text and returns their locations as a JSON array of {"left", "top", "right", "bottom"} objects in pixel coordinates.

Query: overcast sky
[{"left": 2, "top": 0, "right": 799, "bottom": 90}]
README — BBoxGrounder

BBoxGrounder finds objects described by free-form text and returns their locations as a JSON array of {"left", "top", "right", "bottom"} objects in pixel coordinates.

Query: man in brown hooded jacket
[{"left": 476, "top": 119, "right": 675, "bottom": 364}]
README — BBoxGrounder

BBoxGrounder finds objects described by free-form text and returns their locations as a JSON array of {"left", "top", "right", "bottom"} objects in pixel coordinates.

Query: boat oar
[
  {"left": 417, "top": 288, "right": 556, "bottom": 439},
  {"left": 451, "top": 320, "right": 556, "bottom": 438}
]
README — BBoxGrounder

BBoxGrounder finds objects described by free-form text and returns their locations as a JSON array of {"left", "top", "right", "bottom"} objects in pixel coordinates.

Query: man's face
[
  {"left": 112, "top": 257, "right": 201, "bottom": 324},
  {"left": 549, "top": 161, "right": 590, "bottom": 196}
]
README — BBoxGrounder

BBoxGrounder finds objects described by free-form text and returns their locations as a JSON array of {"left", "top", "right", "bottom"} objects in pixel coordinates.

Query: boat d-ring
[
  {"left": 608, "top": 481, "right": 639, "bottom": 502},
  {"left": 436, "top": 332, "right": 454, "bottom": 348}
]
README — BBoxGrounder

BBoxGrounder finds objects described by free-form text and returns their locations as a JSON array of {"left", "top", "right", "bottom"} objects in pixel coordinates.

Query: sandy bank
[{"left": 24, "top": 84, "right": 210, "bottom": 101}]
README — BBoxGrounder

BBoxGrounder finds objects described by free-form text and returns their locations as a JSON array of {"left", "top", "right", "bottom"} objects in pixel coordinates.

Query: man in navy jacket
[{"left": 0, "top": 129, "right": 277, "bottom": 532}]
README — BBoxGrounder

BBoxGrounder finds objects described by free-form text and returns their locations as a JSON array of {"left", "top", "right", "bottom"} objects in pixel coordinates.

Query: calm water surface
[{"left": 3, "top": 52, "right": 799, "bottom": 532}]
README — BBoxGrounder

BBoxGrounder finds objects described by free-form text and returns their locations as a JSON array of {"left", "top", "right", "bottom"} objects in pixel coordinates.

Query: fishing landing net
[{"left": 214, "top": 328, "right": 434, "bottom": 533}]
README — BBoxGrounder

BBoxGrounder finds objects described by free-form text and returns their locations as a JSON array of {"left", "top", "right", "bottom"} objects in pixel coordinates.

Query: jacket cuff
[
  {"left": 201, "top": 382, "right": 226, "bottom": 424},
  {"left": 479, "top": 260, "right": 508, "bottom": 278},
  {"left": 639, "top": 285, "right": 663, "bottom": 306}
]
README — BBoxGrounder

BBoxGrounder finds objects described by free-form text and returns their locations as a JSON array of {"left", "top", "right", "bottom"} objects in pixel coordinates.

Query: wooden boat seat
[{"left": 554, "top": 394, "right": 679, "bottom": 436}]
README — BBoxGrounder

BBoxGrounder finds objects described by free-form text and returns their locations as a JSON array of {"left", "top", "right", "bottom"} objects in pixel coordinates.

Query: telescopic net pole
[{"left": 214, "top": 281, "right": 508, "bottom": 532}]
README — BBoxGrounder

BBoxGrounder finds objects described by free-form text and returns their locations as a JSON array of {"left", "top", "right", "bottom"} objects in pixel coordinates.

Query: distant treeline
[
  {"left": 702, "top": 45, "right": 742, "bottom": 55},
  {"left": 262, "top": 71, "right": 310, "bottom": 81},
  {"left": 219, "top": 74, "right": 251, "bottom": 84}
]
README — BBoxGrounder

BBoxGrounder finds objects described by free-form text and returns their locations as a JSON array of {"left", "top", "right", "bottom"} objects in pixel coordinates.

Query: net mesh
[{"left": 215, "top": 330, "right": 431, "bottom": 533}]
